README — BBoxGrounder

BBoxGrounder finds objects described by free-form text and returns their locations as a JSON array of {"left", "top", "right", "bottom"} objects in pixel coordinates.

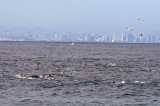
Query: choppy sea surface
[{"left": 0, "top": 42, "right": 160, "bottom": 106}]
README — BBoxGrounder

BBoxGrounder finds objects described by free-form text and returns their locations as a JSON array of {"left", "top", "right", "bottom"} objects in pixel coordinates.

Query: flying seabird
[
  {"left": 138, "top": 19, "right": 144, "bottom": 21},
  {"left": 139, "top": 33, "right": 143, "bottom": 36},
  {"left": 127, "top": 28, "right": 133, "bottom": 30},
  {"left": 49, "top": 74, "right": 56, "bottom": 80}
]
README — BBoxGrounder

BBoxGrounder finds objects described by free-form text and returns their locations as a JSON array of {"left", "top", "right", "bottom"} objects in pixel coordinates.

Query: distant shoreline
[{"left": 0, "top": 41, "right": 160, "bottom": 44}]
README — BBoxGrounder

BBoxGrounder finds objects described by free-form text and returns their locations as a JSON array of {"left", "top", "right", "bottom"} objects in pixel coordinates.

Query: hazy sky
[{"left": 0, "top": 0, "right": 160, "bottom": 34}]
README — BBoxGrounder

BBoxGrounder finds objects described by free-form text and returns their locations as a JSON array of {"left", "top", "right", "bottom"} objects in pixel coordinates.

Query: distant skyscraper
[
  {"left": 112, "top": 33, "right": 116, "bottom": 42},
  {"left": 121, "top": 32, "right": 124, "bottom": 42}
]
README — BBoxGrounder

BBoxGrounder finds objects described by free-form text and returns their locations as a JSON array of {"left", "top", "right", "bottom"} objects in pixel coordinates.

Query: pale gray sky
[{"left": 0, "top": 0, "right": 160, "bottom": 35}]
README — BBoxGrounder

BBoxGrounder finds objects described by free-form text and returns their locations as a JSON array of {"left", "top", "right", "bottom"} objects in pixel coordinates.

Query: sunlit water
[{"left": 0, "top": 42, "right": 160, "bottom": 106}]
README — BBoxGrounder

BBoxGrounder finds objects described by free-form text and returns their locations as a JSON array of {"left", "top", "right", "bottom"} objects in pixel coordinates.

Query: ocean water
[{"left": 0, "top": 42, "right": 160, "bottom": 106}]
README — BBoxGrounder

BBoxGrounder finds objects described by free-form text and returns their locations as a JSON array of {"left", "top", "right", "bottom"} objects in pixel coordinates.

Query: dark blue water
[{"left": 0, "top": 42, "right": 160, "bottom": 106}]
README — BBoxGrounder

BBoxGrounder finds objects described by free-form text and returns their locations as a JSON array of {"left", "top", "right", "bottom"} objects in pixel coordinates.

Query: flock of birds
[
  {"left": 126, "top": 18, "right": 144, "bottom": 37},
  {"left": 16, "top": 73, "right": 57, "bottom": 80},
  {"left": 16, "top": 42, "right": 75, "bottom": 80},
  {"left": 106, "top": 62, "right": 156, "bottom": 85},
  {"left": 16, "top": 62, "right": 57, "bottom": 80},
  {"left": 16, "top": 60, "right": 156, "bottom": 85}
]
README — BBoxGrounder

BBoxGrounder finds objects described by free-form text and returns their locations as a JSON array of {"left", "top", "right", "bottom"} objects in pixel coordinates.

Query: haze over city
[{"left": 0, "top": 0, "right": 160, "bottom": 40}]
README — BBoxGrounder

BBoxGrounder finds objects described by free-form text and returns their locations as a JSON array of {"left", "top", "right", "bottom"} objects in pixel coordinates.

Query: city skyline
[{"left": 0, "top": 31, "right": 159, "bottom": 43}]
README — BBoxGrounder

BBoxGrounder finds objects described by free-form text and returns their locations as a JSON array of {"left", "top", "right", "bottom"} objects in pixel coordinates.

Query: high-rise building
[
  {"left": 112, "top": 33, "right": 116, "bottom": 42},
  {"left": 121, "top": 32, "right": 124, "bottom": 42}
]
